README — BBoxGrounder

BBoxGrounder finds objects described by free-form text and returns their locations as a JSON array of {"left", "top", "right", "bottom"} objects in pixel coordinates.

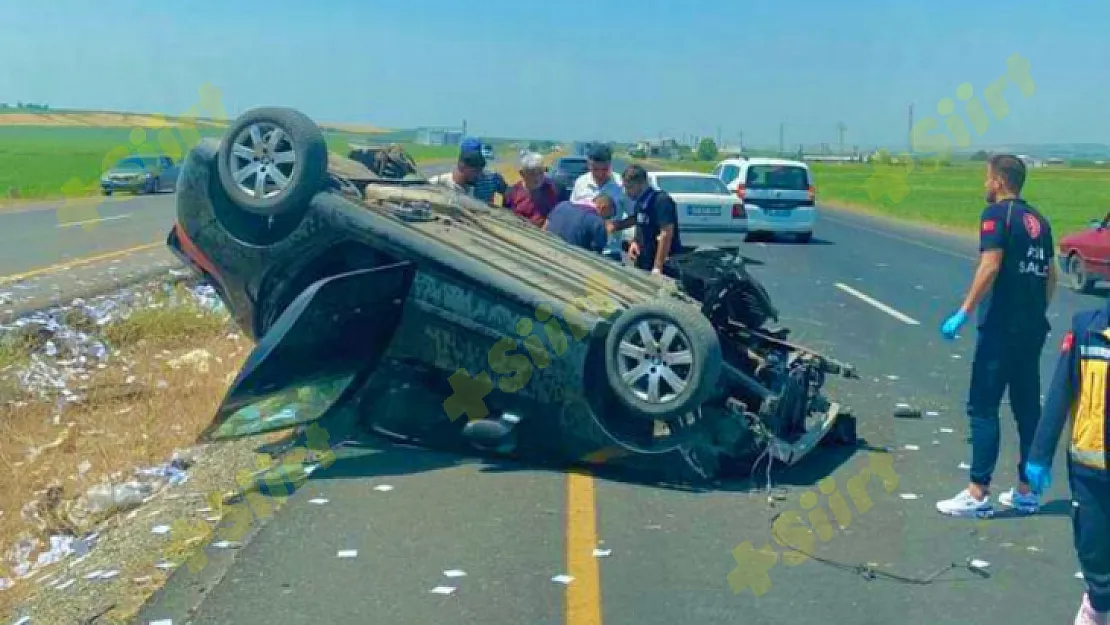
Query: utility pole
[
  {"left": 739, "top": 131, "right": 744, "bottom": 151},
  {"left": 779, "top": 123, "right": 784, "bottom": 155},
  {"left": 837, "top": 122, "right": 847, "bottom": 155},
  {"left": 717, "top": 126, "right": 722, "bottom": 147},
  {"left": 907, "top": 104, "right": 914, "bottom": 151}
]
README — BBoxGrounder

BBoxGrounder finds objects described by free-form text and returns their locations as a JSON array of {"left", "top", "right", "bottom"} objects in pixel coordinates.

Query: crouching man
[
  {"left": 1025, "top": 304, "right": 1110, "bottom": 625},
  {"left": 543, "top": 195, "right": 614, "bottom": 254}
]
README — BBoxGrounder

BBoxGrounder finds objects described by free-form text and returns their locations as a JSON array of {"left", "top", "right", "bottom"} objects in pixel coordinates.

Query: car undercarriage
[{"left": 173, "top": 106, "right": 861, "bottom": 485}]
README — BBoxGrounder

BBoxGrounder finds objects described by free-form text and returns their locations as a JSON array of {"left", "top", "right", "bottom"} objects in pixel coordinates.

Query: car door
[{"left": 160, "top": 156, "right": 178, "bottom": 191}]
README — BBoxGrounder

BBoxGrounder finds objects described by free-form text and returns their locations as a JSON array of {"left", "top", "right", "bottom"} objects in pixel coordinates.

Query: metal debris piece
[{"left": 968, "top": 559, "right": 990, "bottom": 570}]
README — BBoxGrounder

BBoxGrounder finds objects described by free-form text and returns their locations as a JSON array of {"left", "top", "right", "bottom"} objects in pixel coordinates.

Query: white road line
[
  {"left": 835, "top": 282, "right": 921, "bottom": 325},
  {"left": 820, "top": 214, "right": 976, "bottom": 261},
  {"left": 55, "top": 214, "right": 133, "bottom": 229}
]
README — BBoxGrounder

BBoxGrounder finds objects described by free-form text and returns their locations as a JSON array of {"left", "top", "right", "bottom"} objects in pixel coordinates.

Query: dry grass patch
[{"left": 0, "top": 287, "right": 257, "bottom": 617}]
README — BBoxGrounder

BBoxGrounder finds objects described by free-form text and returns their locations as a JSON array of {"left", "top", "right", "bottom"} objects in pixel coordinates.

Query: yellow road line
[
  {"left": 566, "top": 470, "right": 602, "bottom": 625},
  {"left": 0, "top": 241, "right": 163, "bottom": 285}
]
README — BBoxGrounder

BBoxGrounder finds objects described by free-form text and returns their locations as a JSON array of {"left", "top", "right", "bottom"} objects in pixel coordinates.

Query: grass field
[
  {"left": 647, "top": 158, "right": 1110, "bottom": 238},
  {"left": 0, "top": 125, "right": 459, "bottom": 202}
]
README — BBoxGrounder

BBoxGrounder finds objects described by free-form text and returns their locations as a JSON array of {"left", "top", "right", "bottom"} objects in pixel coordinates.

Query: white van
[{"left": 712, "top": 157, "right": 816, "bottom": 243}]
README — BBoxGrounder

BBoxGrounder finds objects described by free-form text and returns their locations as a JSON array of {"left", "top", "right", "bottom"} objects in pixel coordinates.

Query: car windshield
[
  {"left": 114, "top": 157, "right": 156, "bottom": 170},
  {"left": 745, "top": 165, "right": 809, "bottom": 190},
  {"left": 557, "top": 158, "right": 588, "bottom": 174},
  {"left": 655, "top": 175, "right": 728, "bottom": 195}
]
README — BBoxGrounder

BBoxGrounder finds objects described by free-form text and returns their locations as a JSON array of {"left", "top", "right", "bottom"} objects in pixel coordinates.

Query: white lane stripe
[
  {"left": 835, "top": 282, "right": 921, "bottom": 325},
  {"left": 55, "top": 214, "right": 133, "bottom": 228},
  {"left": 820, "top": 214, "right": 976, "bottom": 261}
]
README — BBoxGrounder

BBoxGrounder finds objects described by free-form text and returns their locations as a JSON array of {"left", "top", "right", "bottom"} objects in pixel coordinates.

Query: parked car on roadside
[
  {"left": 549, "top": 156, "right": 590, "bottom": 199},
  {"left": 712, "top": 157, "right": 816, "bottom": 243},
  {"left": 648, "top": 171, "right": 747, "bottom": 243},
  {"left": 100, "top": 154, "right": 179, "bottom": 195},
  {"left": 1058, "top": 212, "right": 1110, "bottom": 293}
]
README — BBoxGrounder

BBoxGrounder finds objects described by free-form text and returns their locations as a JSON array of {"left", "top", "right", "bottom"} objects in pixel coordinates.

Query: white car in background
[
  {"left": 646, "top": 171, "right": 747, "bottom": 241},
  {"left": 712, "top": 157, "right": 817, "bottom": 243}
]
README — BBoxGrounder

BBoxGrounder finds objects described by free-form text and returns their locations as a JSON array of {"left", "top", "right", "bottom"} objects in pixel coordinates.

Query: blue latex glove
[
  {"left": 1025, "top": 461, "right": 1052, "bottom": 494},
  {"left": 940, "top": 309, "right": 968, "bottom": 340}
]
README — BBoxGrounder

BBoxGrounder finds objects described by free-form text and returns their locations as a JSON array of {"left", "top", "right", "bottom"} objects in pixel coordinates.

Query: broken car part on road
[{"left": 167, "top": 106, "right": 860, "bottom": 483}]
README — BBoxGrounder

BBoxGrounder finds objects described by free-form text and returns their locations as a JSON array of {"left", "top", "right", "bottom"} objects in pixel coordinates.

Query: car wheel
[
  {"left": 604, "top": 299, "right": 722, "bottom": 422},
  {"left": 216, "top": 106, "right": 328, "bottom": 219},
  {"left": 147, "top": 177, "right": 160, "bottom": 194},
  {"left": 1067, "top": 253, "right": 1096, "bottom": 293},
  {"left": 795, "top": 232, "right": 813, "bottom": 244}
]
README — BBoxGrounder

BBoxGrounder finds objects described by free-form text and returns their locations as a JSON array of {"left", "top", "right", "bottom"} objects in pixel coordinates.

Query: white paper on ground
[
  {"left": 551, "top": 575, "right": 574, "bottom": 584},
  {"left": 899, "top": 493, "right": 920, "bottom": 500},
  {"left": 430, "top": 586, "right": 456, "bottom": 595},
  {"left": 443, "top": 570, "right": 466, "bottom": 578},
  {"left": 593, "top": 549, "right": 612, "bottom": 557},
  {"left": 336, "top": 550, "right": 358, "bottom": 558},
  {"left": 373, "top": 485, "right": 394, "bottom": 492}
]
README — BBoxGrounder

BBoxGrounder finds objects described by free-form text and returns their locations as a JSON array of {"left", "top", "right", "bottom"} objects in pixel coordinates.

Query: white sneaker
[
  {"left": 998, "top": 488, "right": 1040, "bottom": 514},
  {"left": 936, "top": 489, "right": 993, "bottom": 518},
  {"left": 1075, "top": 593, "right": 1109, "bottom": 625}
]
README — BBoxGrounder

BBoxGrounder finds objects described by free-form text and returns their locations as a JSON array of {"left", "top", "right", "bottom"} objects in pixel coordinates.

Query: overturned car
[{"left": 168, "top": 107, "right": 859, "bottom": 483}]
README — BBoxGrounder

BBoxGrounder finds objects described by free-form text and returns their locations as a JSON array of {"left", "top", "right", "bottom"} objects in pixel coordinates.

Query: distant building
[
  {"left": 1046, "top": 158, "right": 1066, "bottom": 167},
  {"left": 416, "top": 127, "right": 464, "bottom": 147},
  {"left": 1017, "top": 154, "right": 1046, "bottom": 168}
]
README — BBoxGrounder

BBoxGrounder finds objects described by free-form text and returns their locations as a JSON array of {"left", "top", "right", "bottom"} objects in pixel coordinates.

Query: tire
[
  {"left": 1067, "top": 253, "right": 1096, "bottom": 293},
  {"left": 216, "top": 107, "right": 328, "bottom": 219},
  {"left": 603, "top": 298, "right": 722, "bottom": 421},
  {"left": 147, "top": 177, "right": 160, "bottom": 194},
  {"left": 795, "top": 231, "right": 813, "bottom": 244}
]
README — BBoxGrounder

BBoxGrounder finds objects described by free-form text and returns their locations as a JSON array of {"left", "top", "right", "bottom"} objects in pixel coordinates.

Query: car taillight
[
  {"left": 735, "top": 184, "right": 747, "bottom": 201},
  {"left": 807, "top": 186, "right": 816, "bottom": 202},
  {"left": 732, "top": 204, "right": 746, "bottom": 219}
]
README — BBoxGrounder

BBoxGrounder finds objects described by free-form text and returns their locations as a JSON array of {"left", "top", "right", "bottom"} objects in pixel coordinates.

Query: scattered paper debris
[
  {"left": 903, "top": 444, "right": 920, "bottom": 451},
  {"left": 940, "top": 427, "right": 955, "bottom": 433},
  {"left": 886, "top": 375, "right": 900, "bottom": 381},
  {"left": 959, "top": 462, "right": 971, "bottom": 470},
  {"left": 951, "top": 354, "right": 962, "bottom": 359},
  {"left": 593, "top": 548, "right": 612, "bottom": 558},
  {"left": 430, "top": 586, "right": 456, "bottom": 595},
  {"left": 373, "top": 485, "right": 394, "bottom": 492},
  {"left": 12, "top": 617, "right": 31, "bottom": 625},
  {"left": 899, "top": 493, "right": 920, "bottom": 500},
  {"left": 155, "top": 561, "right": 177, "bottom": 570},
  {"left": 1076, "top": 571, "right": 1085, "bottom": 580},
  {"left": 148, "top": 620, "right": 174, "bottom": 625},
  {"left": 1027, "top": 546, "right": 1042, "bottom": 553},
  {"left": 212, "top": 541, "right": 241, "bottom": 549},
  {"left": 337, "top": 550, "right": 358, "bottom": 559},
  {"left": 443, "top": 570, "right": 467, "bottom": 578},
  {"left": 969, "top": 559, "right": 990, "bottom": 570},
  {"left": 308, "top": 498, "right": 329, "bottom": 505},
  {"left": 551, "top": 575, "right": 575, "bottom": 585},
  {"left": 926, "top": 411, "right": 940, "bottom": 417},
  {"left": 54, "top": 578, "right": 75, "bottom": 590},
  {"left": 151, "top": 525, "right": 171, "bottom": 535}
]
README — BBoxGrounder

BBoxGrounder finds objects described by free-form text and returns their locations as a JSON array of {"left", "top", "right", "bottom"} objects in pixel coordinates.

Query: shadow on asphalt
[
  {"left": 744, "top": 235, "right": 835, "bottom": 246},
  {"left": 267, "top": 431, "right": 864, "bottom": 497}
]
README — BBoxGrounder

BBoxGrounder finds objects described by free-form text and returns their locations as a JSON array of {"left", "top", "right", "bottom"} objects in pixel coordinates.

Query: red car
[{"left": 1058, "top": 212, "right": 1110, "bottom": 293}]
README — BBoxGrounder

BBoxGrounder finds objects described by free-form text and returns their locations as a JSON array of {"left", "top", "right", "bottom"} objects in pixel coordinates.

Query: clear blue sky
[{"left": 0, "top": 0, "right": 1106, "bottom": 148}]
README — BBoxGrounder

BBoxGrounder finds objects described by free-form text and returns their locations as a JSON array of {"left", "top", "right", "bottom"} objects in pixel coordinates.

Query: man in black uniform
[
  {"left": 935, "top": 154, "right": 1058, "bottom": 519},
  {"left": 606, "top": 164, "right": 683, "bottom": 276}
]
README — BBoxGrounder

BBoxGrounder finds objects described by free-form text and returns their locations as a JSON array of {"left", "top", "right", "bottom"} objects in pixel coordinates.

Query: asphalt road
[{"left": 133, "top": 206, "right": 1096, "bottom": 625}]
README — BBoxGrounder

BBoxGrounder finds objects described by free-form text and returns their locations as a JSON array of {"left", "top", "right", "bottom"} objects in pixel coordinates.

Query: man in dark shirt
[
  {"left": 543, "top": 195, "right": 611, "bottom": 253},
  {"left": 607, "top": 164, "right": 683, "bottom": 276},
  {"left": 936, "top": 154, "right": 1059, "bottom": 519}
]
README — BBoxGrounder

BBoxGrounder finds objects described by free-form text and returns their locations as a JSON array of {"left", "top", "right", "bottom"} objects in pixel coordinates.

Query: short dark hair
[
  {"left": 622, "top": 163, "right": 648, "bottom": 185},
  {"left": 987, "top": 154, "right": 1026, "bottom": 194},
  {"left": 586, "top": 143, "right": 612, "bottom": 163},
  {"left": 459, "top": 150, "right": 486, "bottom": 169}
]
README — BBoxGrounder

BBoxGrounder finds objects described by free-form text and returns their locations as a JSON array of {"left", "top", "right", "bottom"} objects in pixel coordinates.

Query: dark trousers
[
  {"left": 967, "top": 327, "right": 1047, "bottom": 488},
  {"left": 1070, "top": 465, "right": 1110, "bottom": 612}
]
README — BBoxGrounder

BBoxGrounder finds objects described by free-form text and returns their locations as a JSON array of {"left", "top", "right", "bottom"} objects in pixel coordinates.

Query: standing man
[
  {"left": 503, "top": 152, "right": 561, "bottom": 227},
  {"left": 461, "top": 138, "right": 509, "bottom": 206},
  {"left": 606, "top": 164, "right": 684, "bottom": 276},
  {"left": 935, "top": 154, "right": 1058, "bottom": 518},
  {"left": 570, "top": 144, "right": 630, "bottom": 258},
  {"left": 427, "top": 149, "right": 486, "bottom": 196},
  {"left": 1024, "top": 305, "right": 1110, "bottom": 625}
]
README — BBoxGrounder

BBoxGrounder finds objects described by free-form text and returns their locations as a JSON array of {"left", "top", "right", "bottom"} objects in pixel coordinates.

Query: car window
[
  {"left": 558, "top": 158, "right": 588, "bottom": 175},
  {"left": 161, "top": 156, "right": 173, "bottom": 167},
  {"left": 721, "top": 165, "right": 740, "bottom": 185},
  {"left": 654, "top": 175, "right": 729, "bottom": 195},
  {"left": 114, "top": 156, "right": 157, "bottom": 170},
  {"left": 745, "top": 165, "right": 810, "bottom": 190}
]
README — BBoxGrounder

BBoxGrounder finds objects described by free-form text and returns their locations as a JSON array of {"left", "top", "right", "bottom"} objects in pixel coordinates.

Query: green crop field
[
  {"left": 0, "top": 126, "right": 458, "bottom": 202},
  {"left": 645, "top": 158, "right": 1110, "bottom": 238}
]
